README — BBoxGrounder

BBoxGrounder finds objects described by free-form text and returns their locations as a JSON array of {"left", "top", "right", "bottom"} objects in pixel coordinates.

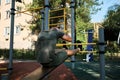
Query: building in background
[
  {"left": 0, "top": 0, "right": 37, "bottom": 49},
  {"left": 0, "top": 0, "right": 101, "bottom": 49},
  {"left": 93, "top": 23, "right": 102, "bottom": 40}
]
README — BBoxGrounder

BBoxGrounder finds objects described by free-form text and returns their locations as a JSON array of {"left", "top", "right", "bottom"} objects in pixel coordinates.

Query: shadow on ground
[{"left": 64, "top": 61, "right": 120, "bottom": 80}]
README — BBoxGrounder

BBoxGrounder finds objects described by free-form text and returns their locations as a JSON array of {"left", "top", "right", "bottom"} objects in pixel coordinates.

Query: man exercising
[{"left": 36, "top": 27, "right": 80, "bottom": 67}]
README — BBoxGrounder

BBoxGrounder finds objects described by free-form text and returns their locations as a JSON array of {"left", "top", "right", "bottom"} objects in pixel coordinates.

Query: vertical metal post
[
  {"left": 70, "top": 0, "right": 75, "bottom": 61},
  {"left": 63, "top": 8, "right": 66, "bottom": 32},
  {"left": 40, "top": 9, "right": 44, "bottom": 31},
  {"left": 44, "top": 0, "right": 49, "bottom": 31},
  {"left": 9, "top": 0, "right": 15, "bottom": 74},
  {"left": 98, "top": 28, "right": 105, "bottom": 80}
]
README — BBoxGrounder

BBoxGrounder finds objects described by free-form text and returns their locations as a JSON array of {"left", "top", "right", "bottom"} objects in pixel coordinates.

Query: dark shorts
[{"left": 42, "top": 49, "right": 68, "bottom": 67}]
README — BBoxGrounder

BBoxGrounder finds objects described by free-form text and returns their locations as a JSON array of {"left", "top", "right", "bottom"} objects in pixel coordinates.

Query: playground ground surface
[
  {"left": 0, "top": 59, "right": 120, "bottom": 80},
  {"left": 64, "top": 60, "right": 120, "bottom": 80},
  {"left": 0, "top": 60, "right": 77, "bottom": 80}
]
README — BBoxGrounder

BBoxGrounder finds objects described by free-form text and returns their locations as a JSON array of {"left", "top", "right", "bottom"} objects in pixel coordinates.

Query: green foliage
[
  {"left": 102, "top": 5, "right": 120, "bottom": 57},
  {"left": 75, "top": 0, "right": 102, "bottom": 32},
  {"left": 103, "top": 5, "right": 120, "bottom": 41},
  {"left": 103, "top": 4, "right": 120, "bottom": 29},
  {"left": 25, "top": 0, "right": 44, "bottom": 34},
  {"left": 25, "top": 0, "right": 101, "bottom": 35},
  {"left": 50, "top": 0, "right": 62, "bottom": 9},
  {"left": 75, "top": 0, "right": 101, "bottom": 42},
  {"left": 0, "top": 49, "right": 36, "bottom": 60}
]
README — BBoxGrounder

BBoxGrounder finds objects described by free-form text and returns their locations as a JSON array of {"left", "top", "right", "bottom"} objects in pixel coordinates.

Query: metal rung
[
  {"left": 56, "top": 43, "right": 96, "bottom": 46},
  {"left": 79, "top": 51, "right": 97, "bottom": 53},
  {"left": 49, "top": 15, "right": 64, "bottom": 19},
  {"left": 50, "top": 8, "right": 65, "bottom": 12},
  {"left": 0, "top": 68, "right": 7, "bottom": 70},
  {"left": 49, "top": 22, "right": 64, "bottom": 26},
  {"left": 15, "top": 7, "right": 43, "bottom": 14}
]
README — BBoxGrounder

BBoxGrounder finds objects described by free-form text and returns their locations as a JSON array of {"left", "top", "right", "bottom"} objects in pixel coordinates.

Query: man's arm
[{"left": 61, "top": 34, "right": 72, "bottom": 42}]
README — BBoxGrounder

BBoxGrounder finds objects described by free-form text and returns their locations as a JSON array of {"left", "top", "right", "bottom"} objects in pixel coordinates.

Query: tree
[
  {"left": 103, "top": 4, "right": 120, "bottom": 28},
  {"left": 103, "top": 4, "right": 120, "bottom": 41},
  {"left": 75, "top": 0, "right": 102, "bottom": 39},
  {"left": 25, "top": 0, "right": 101, "bottom": 35},
  {"left": 24, "top": 0, "right": 44, "bottom": 34},
  {"left": 103, "top": 4, "right": 120, "bottom": 58}
]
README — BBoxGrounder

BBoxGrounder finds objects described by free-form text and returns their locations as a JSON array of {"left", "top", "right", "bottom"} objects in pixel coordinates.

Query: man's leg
[
  {"left": 46, "top": 48, "right": 80, "bottom": 67},
  {"left": 51, "top": 48, "right": 80, "bottom": 66},
  {"left": 65, "top": 48, "right": 80, "bottom": 56}
]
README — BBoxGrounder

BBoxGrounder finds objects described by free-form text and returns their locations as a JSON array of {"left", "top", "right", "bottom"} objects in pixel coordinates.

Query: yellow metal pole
[
  {"left": 79, "top": 51, "right": 97, "bottom": 53},
  {"left": 49, "top": 15, "right": 64, "bottom": 19},
  {"left": 49, "top": 22, "right": 64, "bottom": 26},
  {"left": 64, "top": 8, "right": 66, "bottom": 32},
  {"left": 49, "top": 8, "right": 66, "bottom": 29},
  {"left": 50, "top": 8, "right": 65, "bottom": 12},
  {"left": 56, "top": 43, "right": 96, "bottom": 46},
  {"left": 0, "top": 68, "right": 7, "bottom": 71},
  {"left": 17, "top": 12, "right": 33, "bottom": 16},
  {"left": 15, "top": 7, "right": 43, "bottom": 14}
]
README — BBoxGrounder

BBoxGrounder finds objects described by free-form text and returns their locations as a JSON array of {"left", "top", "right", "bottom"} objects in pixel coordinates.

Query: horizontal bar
[
  {"left": 49, "top": 22, "right": 64, "bottom": 26},
  {"left": 0, "top": 68, "right": 7, "bottom": 70},
  {"left": 79, "top": 51, "right": 97, "bottom": 53},
  {"left": 50, "top": 8, "right": 65, "bottom": 12},
  {"left": 1, "top": 73, "right": 9, "bottom": 76},
  {"left": 49, "top": 15, "right": 64, "bottom": 19},
  {"left": 15, "top": 7, "right": 43, "bottom": 14},
  {"left": 56, "top": 43, "right": 96, "bottom": 46},
  {"left": 18, "top": 12, "right": 33, "bottom": 16}
]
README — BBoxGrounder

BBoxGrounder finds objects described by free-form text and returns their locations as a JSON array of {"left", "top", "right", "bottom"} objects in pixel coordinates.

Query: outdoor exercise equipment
[
  {"left": 15, "top": 7, "right": 43, "bottom": 14},
  {"left": 15, "top": 7, "right": 43, "bottom": 16},
  {"left": 86, "top": 29, "right": 93, "bottom": 51},
  {"left": 99, "top": 28, "right": 105, "bottom": 80},
  {"left": 0, "top": 68, "right": 8, "bottom": 71},
  {"left": 86, "top": 29, "right": 94, "bottom": 62},
  {"left": 1, "top": 0, "right": 105, "bottom": 80},
  {"left": 56, "top": 43, "right": 96, "bottom": 46},
  {"left": 70, "top": 0, "right": 76, "bottom": 62},
  {"left": 49, "top": 8, "right": 67, "bottom": 32},
  {"left": 9, "top": 0, "right": 15, "bottom": 74},
  {"left": 56, "top": 43, "right": 97, "bottom": 53}
]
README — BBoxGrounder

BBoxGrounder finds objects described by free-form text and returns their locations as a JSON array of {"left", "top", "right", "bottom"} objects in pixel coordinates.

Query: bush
[{"left": 0, "top": 49, "right": 36, "bottom": 60}]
